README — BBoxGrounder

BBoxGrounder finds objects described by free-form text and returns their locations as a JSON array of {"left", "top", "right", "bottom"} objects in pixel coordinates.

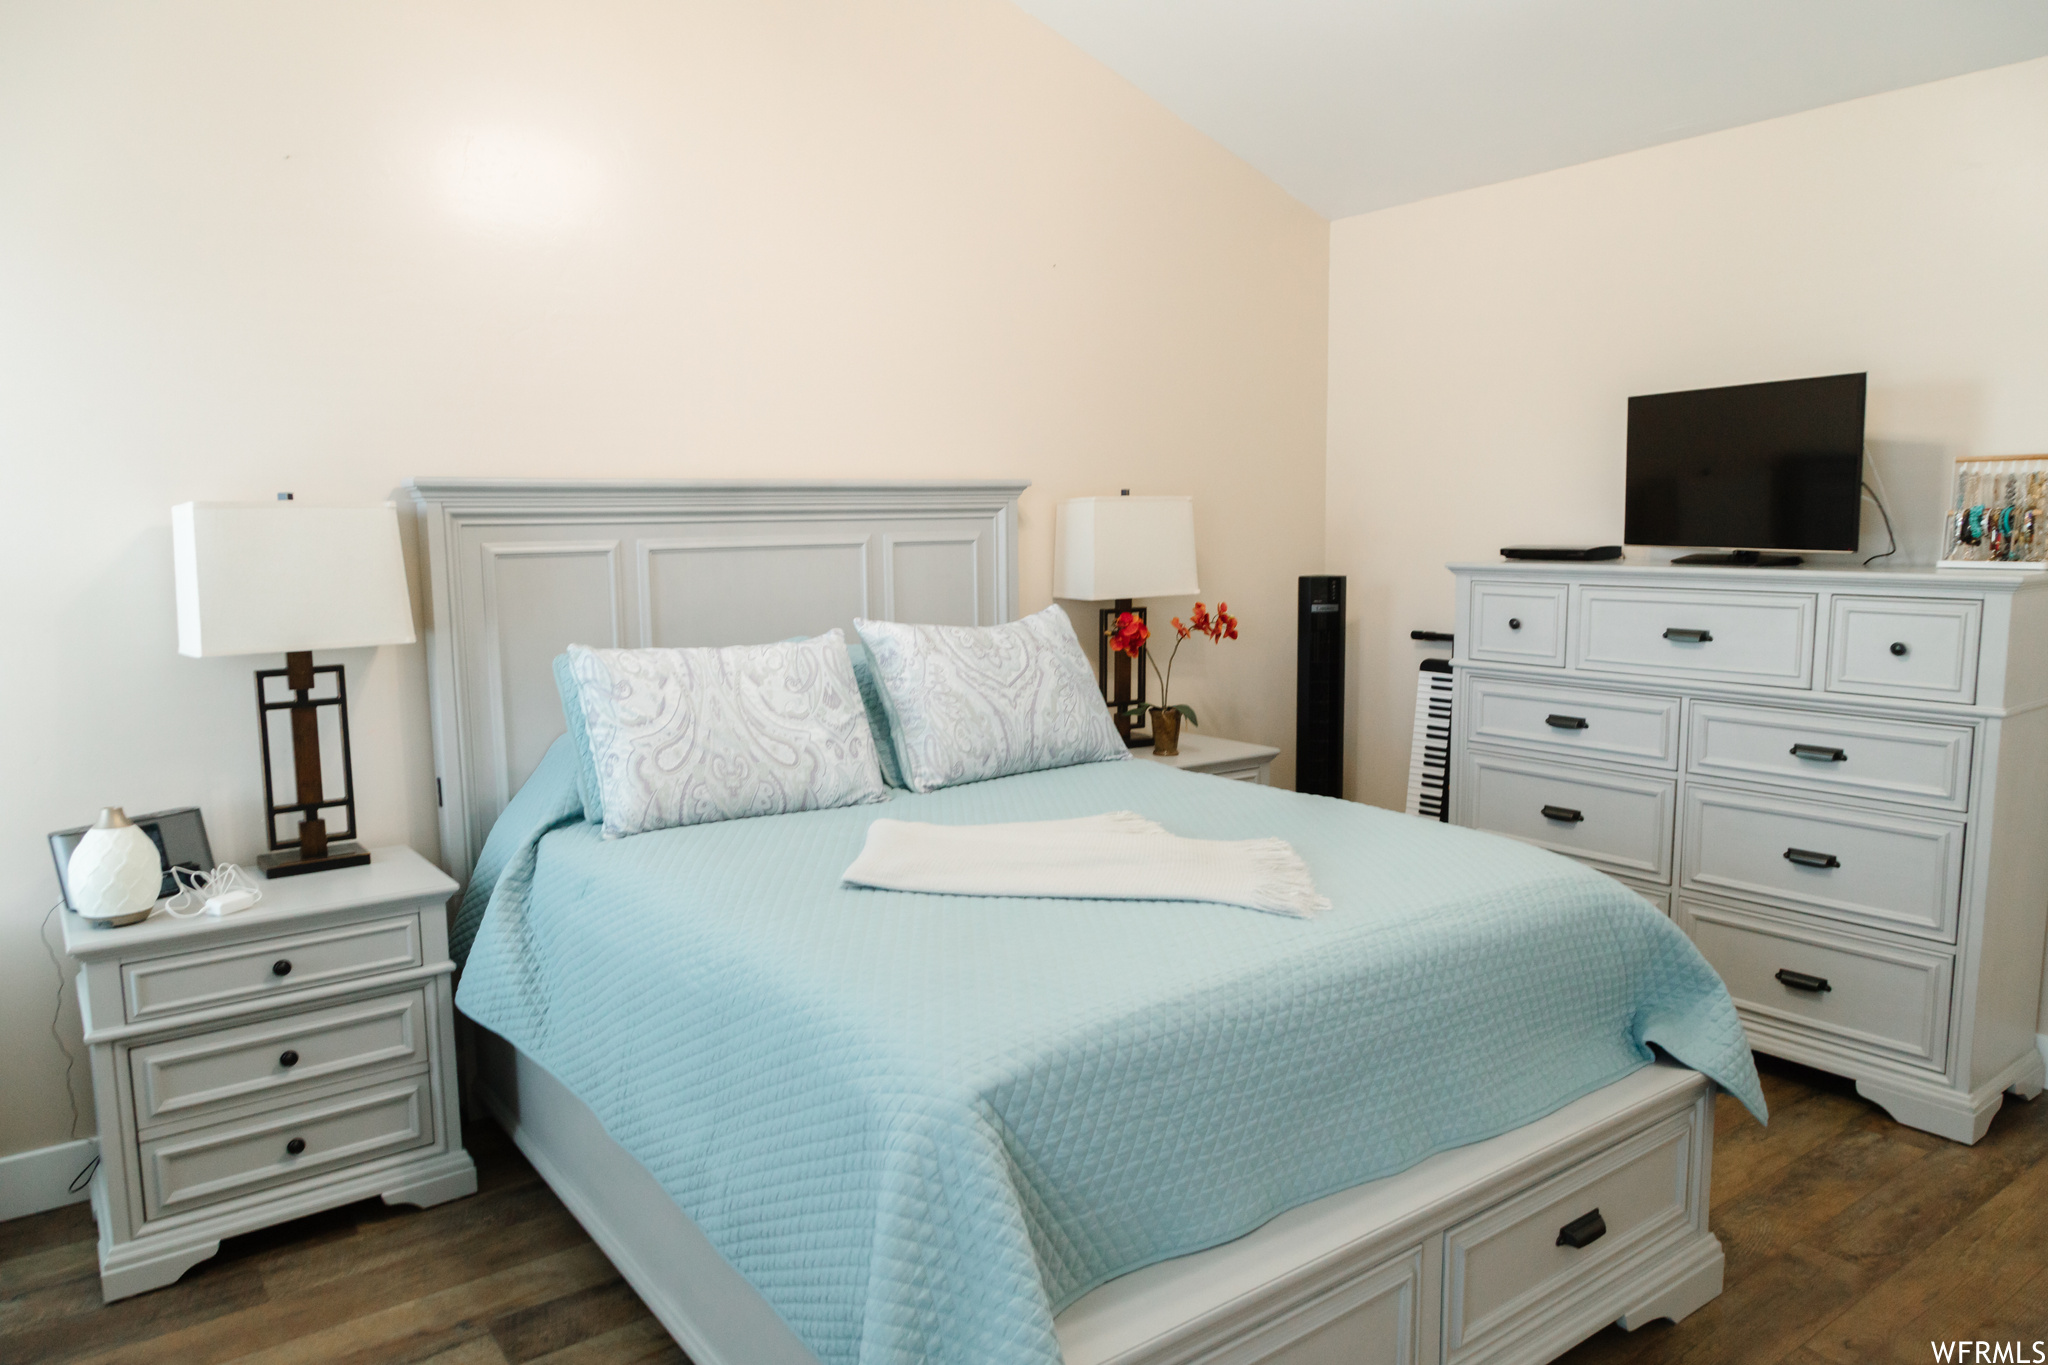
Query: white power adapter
[{"left": 204, "top": 888, "right": 260, "bottom": 917}]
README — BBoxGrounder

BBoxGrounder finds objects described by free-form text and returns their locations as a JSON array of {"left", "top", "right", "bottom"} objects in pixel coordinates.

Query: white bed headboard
[{"left": 408, "top": 478, "right": 1028, "bottom": 879}]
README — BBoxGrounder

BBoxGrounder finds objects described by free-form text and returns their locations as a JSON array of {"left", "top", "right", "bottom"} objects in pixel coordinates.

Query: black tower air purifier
[{"left": 1297, "top": 576, "right": 1345, "bottom": 797}]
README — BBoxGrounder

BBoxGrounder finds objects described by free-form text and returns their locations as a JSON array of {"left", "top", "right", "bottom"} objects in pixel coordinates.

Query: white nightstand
[
  {"left": 60, "top": 845, "right": 476, "bottom": 1301},
  {"left": 1139, "top": 733, "right": 1280, "bottom": 784}
]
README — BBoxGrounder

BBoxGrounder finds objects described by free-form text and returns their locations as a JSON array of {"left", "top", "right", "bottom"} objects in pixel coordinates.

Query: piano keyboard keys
[{"left": 1406, "top": 658, "right": 1453, "bottom": 821}]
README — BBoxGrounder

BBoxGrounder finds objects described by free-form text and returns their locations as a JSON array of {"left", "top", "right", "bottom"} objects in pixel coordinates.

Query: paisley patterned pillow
[
  {"left": 567, "top": 631, "right": 888, "bottom": 838},
  {"left": 854, "top": 604, "right": 1129, "bottom": 793}
]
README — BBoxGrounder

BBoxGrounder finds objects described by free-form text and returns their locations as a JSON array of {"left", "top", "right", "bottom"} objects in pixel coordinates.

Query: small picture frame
[
  {"left": 1940, "top": 455, "right": 2048, "bottom": 570},
  {"left": 49, "top": 807, "right": 214, "bottom": 912}
]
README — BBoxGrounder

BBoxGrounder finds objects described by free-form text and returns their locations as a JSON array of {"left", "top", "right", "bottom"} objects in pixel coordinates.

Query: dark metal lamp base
[{"left": 259, "top": 842, "right": 372, "bottom": 878}]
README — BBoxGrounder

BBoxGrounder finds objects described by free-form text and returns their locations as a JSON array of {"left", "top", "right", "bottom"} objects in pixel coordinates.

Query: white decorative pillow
[
  {"left": 567, "top": 631, "right": 888, "bottom": 838},
  {"left": 854, "top": 604, "right": 1129, "bottom": 793}
]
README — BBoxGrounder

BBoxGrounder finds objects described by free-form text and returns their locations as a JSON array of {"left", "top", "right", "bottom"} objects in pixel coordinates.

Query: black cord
[
  {"left": 1863, "top": 480, "right": 1898, "bottom": 566},
  {"left": 41, "top": 900, "right": 82, "bottom": 1142},
  {"left": 69, "top": 1155, "right": 99, "bottom": 1195}
]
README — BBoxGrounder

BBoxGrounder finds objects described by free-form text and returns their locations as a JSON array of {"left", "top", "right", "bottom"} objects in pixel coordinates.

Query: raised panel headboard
[{"left": 408, "top": 478, "right": 1028, "bottom": 880}]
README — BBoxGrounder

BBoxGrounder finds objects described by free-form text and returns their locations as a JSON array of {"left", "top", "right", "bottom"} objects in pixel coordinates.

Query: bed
[{"left": 410, "top": 477, "right": 1764, "bottom": 1365}]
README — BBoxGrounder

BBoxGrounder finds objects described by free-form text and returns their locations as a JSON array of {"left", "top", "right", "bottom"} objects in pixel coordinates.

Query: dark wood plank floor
[{"left": 4, "top": 1055, "right": 2043, "bottom": 1364}]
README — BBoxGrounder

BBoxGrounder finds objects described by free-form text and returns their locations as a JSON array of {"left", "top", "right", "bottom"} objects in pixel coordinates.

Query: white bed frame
[{"left": 410, "top": 477, "right": 1729, "bottom": 1365}]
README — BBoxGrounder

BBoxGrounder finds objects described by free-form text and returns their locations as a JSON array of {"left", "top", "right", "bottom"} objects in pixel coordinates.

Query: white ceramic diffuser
[{"left": 67, "top": 807, "right": 162, "bottom": 926}]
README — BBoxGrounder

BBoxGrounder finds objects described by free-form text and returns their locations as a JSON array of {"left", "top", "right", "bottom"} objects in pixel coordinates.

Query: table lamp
[
  {"left": 1052, "top": 493, "right": 1199, "bottom": 744},
  {"left": 172, "top": 497, "right": 416, "bottom": 877}
]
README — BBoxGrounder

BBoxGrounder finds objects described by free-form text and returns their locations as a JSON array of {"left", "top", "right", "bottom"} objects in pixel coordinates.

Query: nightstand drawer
[
  {"left": 140, "top": 1075, "right": 435, "bottom": 1221},
  {"left": 123, "top": 916, "right": 422, "bottom": 1023},
  {"left": 130, "top": 990, "right": 430, "bottom": 1128}
]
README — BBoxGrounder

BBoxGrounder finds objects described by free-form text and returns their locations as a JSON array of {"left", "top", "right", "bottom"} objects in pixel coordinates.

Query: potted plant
[{"left": 1107, "top": 601, "right": 1238, "bottom": 756}]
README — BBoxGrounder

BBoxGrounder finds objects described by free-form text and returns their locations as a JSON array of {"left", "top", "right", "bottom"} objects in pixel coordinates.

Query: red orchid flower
[{"left": 1107, "top": 610, "right": 1150, "bottom": 658}]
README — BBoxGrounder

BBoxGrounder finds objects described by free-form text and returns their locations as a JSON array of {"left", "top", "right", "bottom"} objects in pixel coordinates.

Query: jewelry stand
[{"left": 254, "top": 650, "right": 370, "bottom": 877}]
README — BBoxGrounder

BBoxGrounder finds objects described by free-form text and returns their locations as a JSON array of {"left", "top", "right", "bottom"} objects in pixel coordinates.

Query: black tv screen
[{"left": 1625, "top": 373, "right": 1866, "bottom": 553}]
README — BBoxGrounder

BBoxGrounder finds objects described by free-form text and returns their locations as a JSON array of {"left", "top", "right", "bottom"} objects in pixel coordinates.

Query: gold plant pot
[{"left": 1149, "top": 707, "right": 1182, "bottom": 756}]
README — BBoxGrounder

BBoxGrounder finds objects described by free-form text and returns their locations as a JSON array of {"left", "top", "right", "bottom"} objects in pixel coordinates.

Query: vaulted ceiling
[{"left": 1009, "top": 0, "right": 2048, "bottom": 218}]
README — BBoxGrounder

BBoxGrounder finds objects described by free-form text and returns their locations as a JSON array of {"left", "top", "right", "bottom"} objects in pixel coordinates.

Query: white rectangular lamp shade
[
  {"left": 1053, "top": 496, "right": 1200, "bottom": 600},
  {"left": 173, "top": 502, "right": 416, "bottom": 657}
]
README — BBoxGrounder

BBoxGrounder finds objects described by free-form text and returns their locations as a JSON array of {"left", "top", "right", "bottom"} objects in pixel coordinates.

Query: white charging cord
[{"left": 164, "top": 863, "right": 264, "bottom": 918}]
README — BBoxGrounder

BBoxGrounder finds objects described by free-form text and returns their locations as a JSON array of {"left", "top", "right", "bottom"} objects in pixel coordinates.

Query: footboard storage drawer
[
  {"left": 1465, "top": 678, "right": 1681, "bottom": 769},
  {"left": 129, "top": 990, "right": 430, "bottom": 1128},
  {"left": 1826, "top": 596, "right": 1981, "bottom": 704},
  {"left": 123, "top": 916, "right": 423, "bottom": 1023},
  {"left": 1469, "top": 581, "right": 1568, "bottom": 667},
  {"left": 1221, "top": 1246, "right": 1427, "bottom": 1365},
  {"left": 1687, "top": 703, "right": 1974, "bottom": 810},
  {"left": 1444, "top": 1111, "right": 1696, "bottom": 1365},
  {"left": 1679, "top": 898, "right": 1952, "bottom": 1070},
  {"left": 1466, "top": 754, "right": 1675, "bottom": 882},
  {"left": 1681, "top": 786, "right": 1964, "bottom": 941},
  {"left": 1577, "top": 588, "right": 1815, "bottom": 688},
  {"left": 140, "top": 1075, "right": 435, "bottom": 1221}
]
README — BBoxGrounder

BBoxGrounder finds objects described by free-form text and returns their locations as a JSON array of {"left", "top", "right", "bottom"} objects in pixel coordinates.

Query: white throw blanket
[{"left": 841, "top": 811, "right": 1329, "bottom": 918}]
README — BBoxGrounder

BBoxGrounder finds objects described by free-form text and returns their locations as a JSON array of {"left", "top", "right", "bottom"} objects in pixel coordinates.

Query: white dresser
[
  {"left": 1448, "top": 562, "right": 2048, "bottom": 1143},
  {"left": 62, "top": 846, "right": 477, "bottom": 1299}
]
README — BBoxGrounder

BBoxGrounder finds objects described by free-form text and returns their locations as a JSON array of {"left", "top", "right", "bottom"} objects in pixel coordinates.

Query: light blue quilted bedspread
[{"left": 455, "top": 739, "right": 1763, "bottom": 1365}]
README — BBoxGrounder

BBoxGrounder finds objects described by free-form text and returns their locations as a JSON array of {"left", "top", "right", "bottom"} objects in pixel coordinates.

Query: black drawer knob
[
  {"left": 285, "top": 1137, "right": 306, "bottom": 1156},
  {"left": 1541, "top": 804, "right": 1585, "bottom": 824},
  {"left": 1508, "top": 618, "right": 1522, "bottom": 630},
  {"left": 1891, "top": 641, "right": 1908, "bottom": 656},
  {"left": 278, "top": 1050, "right": 299, "bottom": 1068},
  {"left": 1784, "top": 847, "right": 1841, "bottom": 870},
  {"left": 271, "top": 959, "right": 292, "bottom": 977},
  {"left": 1775, "top": 968, "right": 1832, "bottom": 994},
  {"left": 1557, "top": 1208, "right": 1606, "bottom": 1249},
  {"left": 1545, "top": 714, "right": 1589, "bottom": 730}
]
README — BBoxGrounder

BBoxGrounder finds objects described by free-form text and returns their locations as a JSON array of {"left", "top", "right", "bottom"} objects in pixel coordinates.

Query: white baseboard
[{"left": 0, "top": 1137, "right": 99, "bottom": 1223}]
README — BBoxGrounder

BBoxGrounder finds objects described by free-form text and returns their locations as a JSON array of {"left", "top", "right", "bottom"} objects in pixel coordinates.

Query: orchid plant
[{"left": 1106, "top": 600, "right": 1239, "bottom": 727}]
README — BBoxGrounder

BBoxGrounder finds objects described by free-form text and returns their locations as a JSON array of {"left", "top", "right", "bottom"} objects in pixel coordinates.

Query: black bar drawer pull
[
  {"left": 1541, "top": 804, "right": 1585, "bottom": 823},
  {"left": 1775, "top": 968, "right": 1832, "bottom": 994},
  {"left": 1662, "top": 627, "right": 1713, "bottom": 643},
  {"left": 1790, "top": 743, "right": 1848, "bottom": 762},
  {"left": 1557, "top": 1209, "right": 1606, "bottom": 1249},
  {"left": 1545, "top": 714, "right": 1589, "bottom": 730},
  {"left": 1784, "top": 847, "right": 1841, "bottom": 869}
]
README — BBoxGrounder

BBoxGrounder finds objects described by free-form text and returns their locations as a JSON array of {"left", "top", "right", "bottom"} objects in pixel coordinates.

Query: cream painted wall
[
  {"left": 1326, "top": 58, "right": 2048, "bottom": 1029},
  {"left": 0, "top": 1, "right": 1327, "bottom": 1158}
]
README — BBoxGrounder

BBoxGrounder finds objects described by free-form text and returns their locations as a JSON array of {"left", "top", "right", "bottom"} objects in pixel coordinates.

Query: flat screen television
[{"left": 1624, "top": 372, "right": 1866, "bottom": 566}]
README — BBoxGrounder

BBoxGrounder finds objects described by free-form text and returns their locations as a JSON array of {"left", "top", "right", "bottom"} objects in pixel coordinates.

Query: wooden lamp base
[{"left": 259, "top": 842, "right": 371, "bottom": 878}]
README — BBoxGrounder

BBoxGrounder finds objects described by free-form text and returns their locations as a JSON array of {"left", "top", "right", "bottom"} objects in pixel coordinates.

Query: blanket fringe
[{"left": 1237, "top": 838, "right": 1332, "bottom": 918}]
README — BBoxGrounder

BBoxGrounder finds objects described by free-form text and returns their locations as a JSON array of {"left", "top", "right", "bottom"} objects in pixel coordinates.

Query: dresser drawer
[
  {"left": 139, "top": 1074, "right": 435, "bottom": 1221},
  {"left": 1469, "top": 580, "right": 1567, "bottom": 667},
  {"left": 1466, "top": 754, "right": 1674, "bottom": 882},
  {"left": 123, "top": 916, "right": 422, "bottom": 1024},
  {"left": 1681, "top": 786, "right": 1963, "bottom": 941},
  {"left": 1577, "top": 588, "right": 1815, "bottom": 688},
  {"left": 1687, "top": 703, "right": 1974, "bottom": 810},
  {"left": 1465, "top": 678, "right": 1680, "bottom": 769},
  {"left": 1826, "top": 596, "right": 1982, "bottom": 703},
  {"left": 1445, "top": 1110, "right": 1694, "bottom": 1364},
  {"left": 130, "top": 990, "right": 430, "bottom": 1129},
  {"left": 1679, "top": 898, "right": 1952, "bottom": 1070}
]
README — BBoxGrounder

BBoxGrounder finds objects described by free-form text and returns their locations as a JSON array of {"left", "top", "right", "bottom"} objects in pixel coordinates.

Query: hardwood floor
[{"left": 4, "top": 1054, "right": 2043, "bottom": 1364}]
